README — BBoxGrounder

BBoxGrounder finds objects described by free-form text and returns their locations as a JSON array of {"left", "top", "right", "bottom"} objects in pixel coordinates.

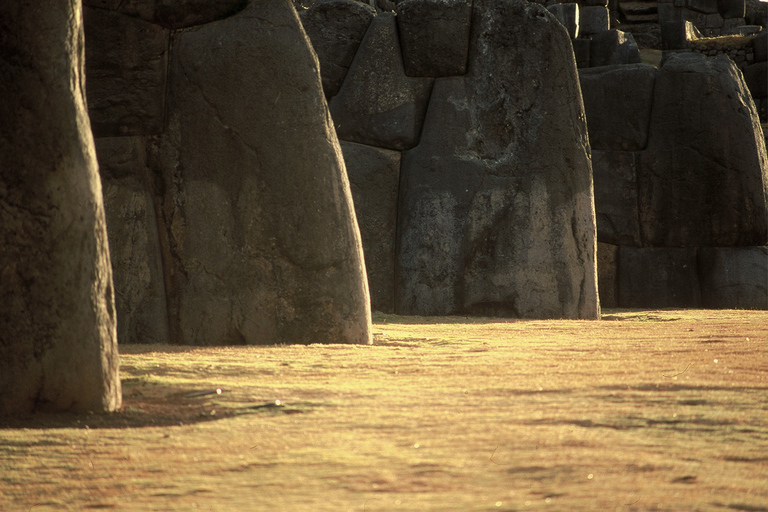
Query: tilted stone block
[{"left": 330, "top": 13, "right": 434, "bottom": 150}]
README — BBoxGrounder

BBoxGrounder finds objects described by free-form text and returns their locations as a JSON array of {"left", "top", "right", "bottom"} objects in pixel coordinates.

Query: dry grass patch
[{"left": 1, "top": 309, "right": 766, "bottom": 512}]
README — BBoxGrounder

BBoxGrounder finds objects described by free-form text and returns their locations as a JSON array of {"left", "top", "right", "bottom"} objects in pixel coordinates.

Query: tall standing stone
[
  {"left": 397, "top": 0, "right": 599, "bottom": 319},
  {"left": 150, "top": 0, "right": 372, "bottom": 345},
  {"left": 0, "top": 1, "right": 121, "bottom": 414}
]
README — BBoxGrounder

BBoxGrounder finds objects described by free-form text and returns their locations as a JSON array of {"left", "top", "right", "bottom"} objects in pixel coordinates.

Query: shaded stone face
[
  {"left": 396, "top": 0, "right": 600, "bottom": 319},
  {"left": 150, "top": 0, "right": 371, "bottom": 345},
  {"left": 638, "top": 53, "right": 768, "bottom": 248},
  {"left": 0, "top": 1, "right": 121, "bottom": 414}
]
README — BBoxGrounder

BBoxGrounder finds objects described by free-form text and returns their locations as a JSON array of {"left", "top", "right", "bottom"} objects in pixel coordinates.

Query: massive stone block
[
  {"left": 150, "top": 0, "right": 371, "bottom": 345},
  {"left": 579, "top": 63, "right": 656, "bottom": 151},
  {"left": 618, "top": 247, "right": 701, "bottom": 307},
  {"left": 548, "top": 3, "right": 580, "bottom": 39},
  {"left": 299, "top": 0, "right": 376, "bottom": 99},
  {"left": 592, "top": 150, "right": 642, "bottom": 246},
  {"left": 96, "top": 138, "right": 171, "bottom": 345},
  {"left": 698, "top": 247, "right": 768, "bottom": 309},
  {"left": 0, "top": 1, "right": 121, "bottom": 414},
  {"left": 397, "top": 0, "right": 599, "bottom": 319},
  {"left": 83, "top": 7, "right": 169, "bottom": 137},
  {"left": 329, "top": 13, "right": 434, "bottom": 150},
  {"left": 397, "top": 0, "right": 474, "bottom": 77},
  {"left": 596, "top": 242, "right": 618, "bottom": 308},
  {"left": 341, "top": 142, "right": 400, "bottom": 313},
  {"left": 638, "top": 53, "right": 768, "bottom": 247}
]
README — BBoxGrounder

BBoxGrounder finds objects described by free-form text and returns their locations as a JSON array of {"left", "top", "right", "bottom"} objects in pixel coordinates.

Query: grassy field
[{"left": 1, "top": 309, "right": 766, "bottom": 512}]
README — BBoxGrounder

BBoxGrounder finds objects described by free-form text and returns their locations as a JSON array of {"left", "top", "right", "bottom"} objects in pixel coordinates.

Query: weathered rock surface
[
  {"left": 96, "top": 138, "right": 170, "bottom": 345},
  {"left": 299, "top": 0, "right": 376, "bottom": 98},
  {"left": 579, "top": 63, "right": 656, "bottom": 151},
  {"left": 0, "top": 1, "right": 121, "bottom": 413},
  {"left": 397, "top": 0, "right": 599, "bottom": 319},
  {"left": 618, "top": 247, "right": 701, "bottom": 307},
  {"left": 589, "top": 29, "right": 642, "bottom": 67},
  {"left": 638, "top": 53, "right": 768, "bottom": 247},
  {"left": 592, "top": 150, "right": 642, "bottom": 246},
  {"left": 83, "top": 6, "right": 169, "bottom": 137},
  {"left": 150, "top": 0, "right": 371, "bottom": 345},
  {"left": 329, "top": 13, "right": 434, "bottom": 150},
  {"left": 699, "top": 247, "right": 768, "bottom": 309},
  {"left": 397, "top": 0, "right": 473, "bottom": 77},
  {"left": 341, "top": 142, "right": 400, "bottom": 313}
]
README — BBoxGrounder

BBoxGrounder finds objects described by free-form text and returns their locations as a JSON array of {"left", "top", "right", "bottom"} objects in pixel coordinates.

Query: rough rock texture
[
  {"left": 150, "top": 0, "right": 371, "bottom": 345},
  {"left": 396, "top": 0, "right": 599, "bottom": 319},
  {"left": 96, "top": 138, "right": 170, "bottom": 345},
  {"left": 589, "top": 30, "right": 642, "bottom": 67},
  {"left": 699, "top": 247, "right": 768, "bottom": 309},
  {"left": 397, "top": 0, "right": 473, "bottom": 77},
  {"left": 83, "top": 6, "right": 169, "bottom": 137},
  {"left": 618, "top": 247, "right": 701, "bottom": 307},
  {"left": 638, "top": 53, "right": 768, "bottom": 247},
  {"left": 596, "top": 242, "right": 618, "bottom": 308},
  {"left": 86, "top": 0, "right": 249, "bottom": 29},
  {"left": 717, "top": 0, "right": 745, "bottom": 18},
  {"left": 299, "top": 0, "right": 376, "bottom": 98},
  {"left": 592, "top": 150, "right": 642, "bottom": 246},
  {"left": 0, "top": 1, "right": 121, "bottom": 414},
  {"left": 579, "top": 64, "right": 656, "bottom": 151},
  {"left": 743, "top": 61, "right": 767, "bottom": 98},
  {"left": 329, "top": 13, "right": 434, "bottom": 150},
  {"left": 341, "top": 142, "right": 400, "bottom": 313}
]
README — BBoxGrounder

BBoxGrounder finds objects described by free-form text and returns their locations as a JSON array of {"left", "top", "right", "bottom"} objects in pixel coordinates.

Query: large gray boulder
[
  {"left": 150, "top": 0, "right": 372, "bottom": 345},
  {"left": 397, "top": 0, "right": 473, "bottom": 77},
  {"left": 0, "top": 1, "right": 121, "bottom": 414},
  {"left": 638, "top": 53, "right": 768, "bottom": 247},
  {"left": 83, "top": 6, "right": 169, "bottom": 137},
  {"left": 341, "top": 142, "right": 401, "bottom": 313},
  {"left": 329, "top": 13, "right": 434, "bottom": 150},
  {"left": 396, "top": 0, "right": 599, "bottom": 319},
  {"left": 299, "top": 0, "right": 376, "bottom": 99},
  {"left": 96, "top": 137, "right": 171, "bottom": 345}
]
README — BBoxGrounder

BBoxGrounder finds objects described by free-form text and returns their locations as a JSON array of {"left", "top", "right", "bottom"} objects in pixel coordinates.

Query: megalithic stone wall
[
  {"left": 0, "top": 1, "right": 121, "bottom": 413},
  {"left": 581, "top": 54, "right": 768, "bottom": 309},
  {"left": 84, "top": 0, "right": 372, "bottom": 345},
  {"left": 303, "top": 0, "right": 601, "bottom": 319}
]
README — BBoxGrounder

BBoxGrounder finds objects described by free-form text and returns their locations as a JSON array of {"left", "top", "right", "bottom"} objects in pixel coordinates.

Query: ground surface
[{"left": 1, "top": 309, "right": 766, "bottom": 512}]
